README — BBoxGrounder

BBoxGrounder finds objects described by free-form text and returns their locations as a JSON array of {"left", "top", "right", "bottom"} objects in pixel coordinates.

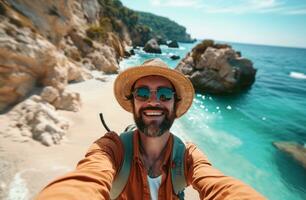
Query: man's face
[{"left": 132, "top": 75, "right": 176, "bottom": 137}]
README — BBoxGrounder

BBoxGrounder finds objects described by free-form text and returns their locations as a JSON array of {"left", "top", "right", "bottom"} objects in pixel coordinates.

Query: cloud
[
  {"left": 200, "top": 0, "right": 283, "bottom": 14},
  {"left": 149, "top": 0, "right": 306, "bottom": 15},
  {"left": 284, "top": 7, "right": 306, "bottom": 15},
  {"left": 149, "top": 0, "right": 202, "bottom": 8}
]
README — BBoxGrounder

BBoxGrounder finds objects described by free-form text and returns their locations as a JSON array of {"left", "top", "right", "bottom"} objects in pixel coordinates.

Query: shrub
[
  {"left": 192, "top": 40, "right": 215, "bottom": 64},
  {"left": 83, "top": 37, "right": 93, "bottom": 47},
  {"left": 86, "top": 25, "right": 108, "bottom": 42},
  {"left": 214, "top": 43, "right": 231, "bottom": 49},
  {"left": 99, "top": 17, "right": 113, "bottom": 32},
  {"left": 191, "top": 40, "right": 232, "bottom": 64},
  {"left": 9, "top": 17, "right": 23, "bottom": 28},
  {"left": 0, "top": 2, "right": 6, "bottom": 15}
]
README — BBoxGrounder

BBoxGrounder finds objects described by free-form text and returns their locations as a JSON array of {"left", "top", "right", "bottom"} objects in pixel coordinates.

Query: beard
[{"left": 133, "top": 106, "right": 175, "bottom": 137}]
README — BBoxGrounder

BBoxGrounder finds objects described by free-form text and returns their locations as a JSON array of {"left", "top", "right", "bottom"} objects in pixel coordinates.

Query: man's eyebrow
[{"left": 133, "top": 85, "right": 149, "bottom": 89}]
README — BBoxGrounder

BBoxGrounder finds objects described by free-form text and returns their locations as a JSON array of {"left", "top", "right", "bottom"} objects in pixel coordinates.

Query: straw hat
[{"left": 114, "top": 58, "right": 194, "bottom": 118}]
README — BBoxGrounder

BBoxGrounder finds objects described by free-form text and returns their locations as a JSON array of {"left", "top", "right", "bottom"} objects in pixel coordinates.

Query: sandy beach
[{"left": 0, "top": 74, "right": 199, "bottom": 200}]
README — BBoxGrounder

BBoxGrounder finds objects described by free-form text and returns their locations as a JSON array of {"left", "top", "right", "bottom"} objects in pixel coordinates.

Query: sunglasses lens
[
  {"left": 135, "top": 87, "right": 150, "bottom": 101},
  {"left": 157, "top": 87, "right": 174, "bottom": 101}
]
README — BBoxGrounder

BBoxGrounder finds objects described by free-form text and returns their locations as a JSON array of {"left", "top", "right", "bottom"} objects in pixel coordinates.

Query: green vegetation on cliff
[
  {"left": 192, "top": 40, "right": 231, "bottom": 64},
  {"left": 136, "top": 11, "right": 194, "bottom": 43},
  {"left": 92, "top": 0, "right": 193, "bottom": 46}
]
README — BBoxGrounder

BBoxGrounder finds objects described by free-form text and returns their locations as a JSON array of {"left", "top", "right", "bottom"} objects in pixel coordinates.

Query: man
[{"left": 36, "top": 59, "right": 265, "bottom": 200}]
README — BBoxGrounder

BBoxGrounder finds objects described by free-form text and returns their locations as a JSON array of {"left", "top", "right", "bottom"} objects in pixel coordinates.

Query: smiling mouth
[{"left": 143, "top": 110, "right": 164, "bottom": 116}]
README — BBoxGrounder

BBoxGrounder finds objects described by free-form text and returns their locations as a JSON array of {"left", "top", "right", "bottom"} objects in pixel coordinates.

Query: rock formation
[
  {"left": 41, "top": 86, "right": 81, "bottom": 112},
  {"left": 273, "top": 141, "right": 306, "bottom": 169},
  {"left": 167, "top": 40, "right": 179, "bottom": 48},
  {"left": 176, "top": 40, "right": 256, "bottom": 94},
  {"left": 143, "top": 38, "right": 162, "bottom": 54},
  {"left": 0, "top": 0, "right": 132, "bottom": 145},
  {"left": 0, "top": 0, "right": 130, "bottom": 112},
  {"left": 170, "top": 55, "right": 180, "bottom": 60},
  {"left": 2, "top": 95, "right": 70, "bottom": 146}
]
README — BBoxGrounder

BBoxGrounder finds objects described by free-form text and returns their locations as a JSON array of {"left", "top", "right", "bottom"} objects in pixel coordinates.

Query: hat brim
[{"left": 114, "top": 65, "right": 194, "bottom": 118}]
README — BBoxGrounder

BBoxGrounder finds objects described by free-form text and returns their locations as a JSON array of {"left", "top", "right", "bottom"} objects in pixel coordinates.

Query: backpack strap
[
  {"left": 171, "top": 135, "right": 187, "bottom": 199},
  {"left": 110, "top": 131, "right": 187, "bottom": 199},
  {"left": 110, "top": 131, "right": 134, "bottom": 199}
]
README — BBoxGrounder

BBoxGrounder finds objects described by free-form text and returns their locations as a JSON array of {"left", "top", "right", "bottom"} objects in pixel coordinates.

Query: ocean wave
[
  {"left": 173, "top": 115, "right": 243, "bottom": 150},
  {"left": 289, "top": 72, "right": 306, "bottom": 80}
]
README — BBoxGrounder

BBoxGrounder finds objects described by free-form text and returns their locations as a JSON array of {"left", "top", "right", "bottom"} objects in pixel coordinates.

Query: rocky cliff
[
  {"left": 0, "top": 0, "right": 195, "bottom": 145},
  {"left": 136, "top": 11, "right": 195, "bottom": 44},
  {"left": 0, "top": 0, "right": 129, "bottom": 112},
  {"left": 0, "top": 0, "right": 131, "bottom": 145}
]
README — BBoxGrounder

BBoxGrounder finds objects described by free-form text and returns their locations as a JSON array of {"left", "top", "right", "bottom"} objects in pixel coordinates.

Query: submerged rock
[
  {"left": 273, "top": 141, "right": 306, "bottom": 169},
  {"left": 143, "top": 38, "right": 162, "bottom": 54},
  {"left": 176, "top": 40, "right": 256, "bottom": 94},
  {"left": 167, "top": 40, "right": 179, "bottom": 48},
  {"left": 170, "top": 55, "right": 180, "bottom": 60}
]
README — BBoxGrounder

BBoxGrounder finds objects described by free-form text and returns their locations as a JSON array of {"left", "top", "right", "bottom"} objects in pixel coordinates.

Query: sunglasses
[{"left": 132, "top": 86, "right": 175, "bottom": 102}]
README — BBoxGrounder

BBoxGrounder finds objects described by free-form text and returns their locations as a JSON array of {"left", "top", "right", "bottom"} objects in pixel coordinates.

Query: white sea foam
[
  {"left": 7, "top": 170, "right": 30, "bottom": 200},
  {"left": 6, "top": 166, "right": 71, "bottom": 200},
  {"left": 289, "top": 72, "right": 306, "bottom": 80}
]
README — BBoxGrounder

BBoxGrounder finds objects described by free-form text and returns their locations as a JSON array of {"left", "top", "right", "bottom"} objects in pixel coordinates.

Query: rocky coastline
[
  {"left": 0, "top": 0, "right": 259, "bottom": 148},
  {"left": 1, "top": 1, "right": 303, "bottom": 199}
]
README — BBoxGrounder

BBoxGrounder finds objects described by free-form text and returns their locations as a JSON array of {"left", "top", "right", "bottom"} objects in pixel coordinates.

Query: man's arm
[
  {"left": 185, "top": 143, "right": 266, "bottom": 200},
  {"left": 35, "top": 132, "right": 123, "bottom": 200}
]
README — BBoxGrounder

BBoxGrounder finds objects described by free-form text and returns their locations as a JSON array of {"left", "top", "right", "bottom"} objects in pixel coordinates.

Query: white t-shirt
[{"left": 147, "top": 175, "right": 162, "bottom": 200}]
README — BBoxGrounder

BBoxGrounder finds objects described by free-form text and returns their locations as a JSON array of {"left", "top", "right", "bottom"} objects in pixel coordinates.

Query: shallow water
[{"left": 120, "top": 42, "right": 306, "bottom": 199}]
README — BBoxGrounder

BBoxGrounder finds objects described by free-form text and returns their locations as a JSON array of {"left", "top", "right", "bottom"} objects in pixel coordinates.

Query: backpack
[
  {"left": 109, "top": 131, "right": 187, "bottom": 200},
  {"left": 98, "top": 114, "right": 187, "bottom": 199}
]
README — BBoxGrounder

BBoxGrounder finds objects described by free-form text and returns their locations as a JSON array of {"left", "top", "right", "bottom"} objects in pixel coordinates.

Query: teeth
[{"left": 144, "top": 111, "right": 163, "bottom": 116}]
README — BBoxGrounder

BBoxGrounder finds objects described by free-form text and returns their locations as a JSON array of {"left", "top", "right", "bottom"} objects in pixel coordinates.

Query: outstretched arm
[
  {"left": 185, "top": 143, "right": 266, "bottom": 200},
  {"left": 35, "top": 132, "right": 123, "bottom": 200}
]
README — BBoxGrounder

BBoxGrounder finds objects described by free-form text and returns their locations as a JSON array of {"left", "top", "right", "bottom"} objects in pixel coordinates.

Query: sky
[{"left": 120, "top": 0, "right": 306, "bottom": 48}]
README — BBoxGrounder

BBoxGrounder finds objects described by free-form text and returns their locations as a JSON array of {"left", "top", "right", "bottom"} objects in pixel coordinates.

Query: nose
[{"left": 147, "top": 91, "right": 160, "bottom": 105}]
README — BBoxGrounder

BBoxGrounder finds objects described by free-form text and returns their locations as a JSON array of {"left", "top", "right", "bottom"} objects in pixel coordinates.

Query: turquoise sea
[{"left": 120, "top": 42, "right": 306, "bottom": 200}]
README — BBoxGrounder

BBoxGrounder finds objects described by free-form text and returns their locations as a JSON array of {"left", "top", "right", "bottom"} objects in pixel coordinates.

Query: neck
[{"left": 138, "top": 130, "right": 170, "bottom": 161}]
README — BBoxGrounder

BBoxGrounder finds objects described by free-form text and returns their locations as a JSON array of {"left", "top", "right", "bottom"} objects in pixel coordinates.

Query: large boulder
[
  {"left": 176, "top": 40, "right": 256, "bottom": 94},
  {"left": 1, "top": 95, "right": 70, "bottom": 146},
  {"left": 143, "top": 38, "right": 162, "bottom": 54},
  {"left": 87, "top": 48, "right": 119, "bottom": 74},
  {"left": 53, "top": 90, "right": 81, "bottom": 112},
  {"left": 41, "top": 86, "right": 81, "bottom": 112},
  {"left": 273, "top": 141, "right": 306, "bottom": 169}
]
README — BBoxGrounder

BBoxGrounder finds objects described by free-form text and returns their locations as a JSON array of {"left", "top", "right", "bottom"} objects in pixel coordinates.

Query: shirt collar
[{"left": 133, "top": 129, "right": 173, "bottom": 166}]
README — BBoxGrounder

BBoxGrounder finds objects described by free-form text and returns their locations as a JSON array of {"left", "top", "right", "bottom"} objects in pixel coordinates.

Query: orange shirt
[{"left": 35, "top": 131, "right": 265, "bottom": 200}]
